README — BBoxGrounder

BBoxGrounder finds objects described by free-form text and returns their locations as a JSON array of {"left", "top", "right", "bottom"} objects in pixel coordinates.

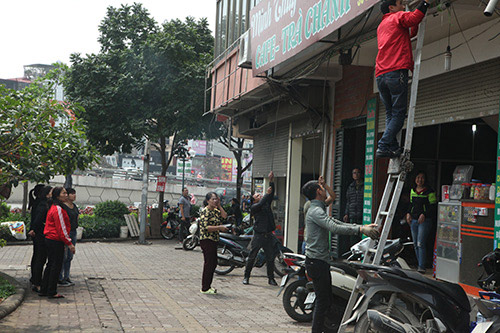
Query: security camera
[{"left": 484, "top": 0, "right": 498, "bottom": 16}]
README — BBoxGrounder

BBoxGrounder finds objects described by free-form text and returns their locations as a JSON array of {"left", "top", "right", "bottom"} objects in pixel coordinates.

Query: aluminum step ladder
[{"left": 337, "top": 16, "right": 427, "bottom": 333}]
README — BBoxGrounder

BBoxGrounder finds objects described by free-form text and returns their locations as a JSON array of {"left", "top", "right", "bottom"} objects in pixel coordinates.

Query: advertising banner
[
  {"left": 363, "top": 98, "right": 376, "bottom": 225},
  {"left": 190, "top": 140, "right": 207, "bottom": 156},
  {"left": 156, "top": 176, "right": 167, "bottom": 192},
  {"left": 250, "top": 0, "right": 379, "bottom": 75},
  {"left": 221, "top": 157, "right": 233, "bottom": 181}
]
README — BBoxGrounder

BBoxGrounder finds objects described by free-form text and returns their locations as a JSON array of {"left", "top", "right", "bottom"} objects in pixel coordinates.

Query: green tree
[
  {"left": 0, "top": 68, "right": 98, "bottom": 188},
  {"left": 64, "top": 4, "right": 214, "bottom": 212}
]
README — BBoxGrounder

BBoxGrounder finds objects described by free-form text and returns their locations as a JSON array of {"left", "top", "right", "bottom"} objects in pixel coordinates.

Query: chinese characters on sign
[
  {"left": 363, "top": 98, "right": 376, "bottom": 225},
  {"left": 250, "top": 0, "right": 379, "bottom": 75}
]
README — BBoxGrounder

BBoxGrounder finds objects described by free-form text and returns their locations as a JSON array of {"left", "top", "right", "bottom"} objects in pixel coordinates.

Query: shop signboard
[
  {"left": 190, "top": 140, "right": 207, "bottom": 156},
  {"left": 495, "top": 103, "right": 500, "bottom": 248},
  {"left": 176, "top": 160, "right": 191, "bottom": 176},
  {"left": 221, "top": 158, "right": 233, "bottom": 181},
  {"left": 363, "top": 98, "right": 376, "bottom": 225},
  {"left": 250, "top": 0, "right": 379, "bottom": 75},
  {"left": 156, "top": 176, "right": 167, "bottom": 192}
]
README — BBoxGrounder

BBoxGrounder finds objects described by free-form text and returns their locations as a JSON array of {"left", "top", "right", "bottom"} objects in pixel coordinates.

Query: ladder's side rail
[{"left": 403, "top": 17, "right": 427, "bottom": 152}]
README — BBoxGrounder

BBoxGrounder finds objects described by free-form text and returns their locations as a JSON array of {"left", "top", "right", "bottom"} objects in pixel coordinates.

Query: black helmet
[{"left": 478, "top": 249, "right": 500, "bottom": 291}]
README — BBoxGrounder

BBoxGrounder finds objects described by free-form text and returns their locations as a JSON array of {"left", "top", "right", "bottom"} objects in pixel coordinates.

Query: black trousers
[
  {"left": 178, "top": 219, "right": 190, "bottom": 242},
  {"left": 200, "top": 239, "right": 217, "bottom": 291},
  {"left": 305, "top": 257, "right": 332, "bottom": 333},
  {"left": 244, "top": 232, "right": 275, "bottom": 279},
  {"left": 40, "top": 238, "right": 65, "bottom": 296},
  {"left": 30, "top": 236, "right": 47, "bottom": 286}
]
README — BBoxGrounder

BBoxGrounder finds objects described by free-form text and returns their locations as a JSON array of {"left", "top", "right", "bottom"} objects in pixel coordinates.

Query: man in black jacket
[{"left": 243, "top": 171, "right": 277, "bottom": 286}]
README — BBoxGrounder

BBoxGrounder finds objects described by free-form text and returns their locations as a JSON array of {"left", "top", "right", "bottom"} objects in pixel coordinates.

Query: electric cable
[{"left": 452, "top": 6, "right": 477, "bottom": 63}]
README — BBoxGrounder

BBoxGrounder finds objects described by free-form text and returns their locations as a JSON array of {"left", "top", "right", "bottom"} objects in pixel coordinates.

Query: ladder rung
[{"left": 380, "top": 211, "right": 389, "bottom": 216}]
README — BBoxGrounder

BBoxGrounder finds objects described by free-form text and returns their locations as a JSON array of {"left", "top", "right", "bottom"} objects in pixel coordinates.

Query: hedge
[{"left": 78, "top": 215, "right": 126, "bottom": 239}]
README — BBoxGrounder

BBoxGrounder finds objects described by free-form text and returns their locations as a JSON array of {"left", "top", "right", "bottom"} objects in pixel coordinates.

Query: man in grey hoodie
[{"left": 302, "top": 178, "right": 379, "bottom": 333}]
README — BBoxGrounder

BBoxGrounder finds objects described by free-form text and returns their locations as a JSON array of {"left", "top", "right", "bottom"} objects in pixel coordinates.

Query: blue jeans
[
  {"left": 59, "top": 230, "right": 77, "bottom": 281},
  {"left": 376, "top": 69, "right": 409, "bottom": 151},
  {"left": 410, "top": 218, "right": 431, "bottom": 270}
]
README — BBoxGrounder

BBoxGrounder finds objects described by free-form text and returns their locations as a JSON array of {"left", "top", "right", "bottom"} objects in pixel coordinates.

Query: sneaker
[
  {"left": 242, "top": 277, "right": 249, "bottom": 285},
  {"left": 417, "top": 267, "right": 426, "bottom": 274},
  {"left": 376, "top": 147, "right": 403, "bottom": 159},
  {"left": 64, "top": 279, "right": 75, "bottom": 286},
  {"left": 200, "top": 288, "right": 217, "bottom": 294},
  {"left": 58, "top": 280, "right": 71, "bottom": 287},
  {"left": 268, "top": 278, "right": 278, "bottom": 286}
]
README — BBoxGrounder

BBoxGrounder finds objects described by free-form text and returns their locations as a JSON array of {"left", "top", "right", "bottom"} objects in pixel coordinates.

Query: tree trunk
[
  {"left": 21, "top": 182, "right": 28, "bottom": 217},
  {"left": 64, "top": 174, "right": 73, "bottom": 188}
]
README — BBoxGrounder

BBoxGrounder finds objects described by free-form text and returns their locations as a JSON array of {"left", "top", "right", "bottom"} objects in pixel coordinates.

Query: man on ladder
[
  {"left": 338, "top": 0, "right": 430, "bottom": 331},
  {"left": 376, "top": 0, "right": 430, "bottom": 158}
]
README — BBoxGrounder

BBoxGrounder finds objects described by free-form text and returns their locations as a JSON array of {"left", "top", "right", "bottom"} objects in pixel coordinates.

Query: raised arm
[{"left": 398, "top": 0, "right": 428, "bottom": 28}]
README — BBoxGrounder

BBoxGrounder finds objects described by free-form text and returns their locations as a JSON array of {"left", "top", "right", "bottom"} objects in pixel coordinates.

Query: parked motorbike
[
  {"left": 356, "top": 248, "right": 500, "bottom": 333},
  {"left": 278, "top": 238, "right": 412, "bottom": 330},
  {"left": 160, "top": 201, "right": 180, "bottom": 240},
  {"left": 182, "top": 218, "right": 200, "bottom": 251},
  {"left": 346, "top": 261, "right": 471, "bottom": 332},
  {"left": 215, "top": 225, "right": 292, "bottom": 277}
]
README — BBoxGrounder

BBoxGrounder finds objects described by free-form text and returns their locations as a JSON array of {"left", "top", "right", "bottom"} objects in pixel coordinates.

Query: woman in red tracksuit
[{"left": 40, "top": 187, "right": 75, "bottom": 298}]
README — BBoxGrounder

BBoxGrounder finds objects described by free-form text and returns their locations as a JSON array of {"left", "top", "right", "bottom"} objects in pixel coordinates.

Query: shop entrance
[
  {"left": 376, "top": 116, "right": 498, "bottom": 269},
  {"left": 337, "top": 118, "right": 366, "bottom": 256}
]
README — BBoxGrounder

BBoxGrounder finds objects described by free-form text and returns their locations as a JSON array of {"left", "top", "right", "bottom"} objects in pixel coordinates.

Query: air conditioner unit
[{"left": 238, "top": 29, "right": 252, "bottom": 69}]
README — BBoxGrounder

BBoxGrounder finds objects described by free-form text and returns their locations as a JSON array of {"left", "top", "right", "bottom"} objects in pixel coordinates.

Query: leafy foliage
[
  {"left": 78, "top": 215, "right": 125, "bottom": 239},
  {"left": 94, "top": 200, "right": 129, "bottom": 220},
  {"left": 0, "top": 203, "right": 10, "bottom": 218},
  {"left": 0, "top": 276, "right": 15, "bottom": 298},
  {"left": 0, "top": 225, "right": 12, "bottom": 245},
  {"left": 0, "top": 67, "right": 99, "bottom": 185}
]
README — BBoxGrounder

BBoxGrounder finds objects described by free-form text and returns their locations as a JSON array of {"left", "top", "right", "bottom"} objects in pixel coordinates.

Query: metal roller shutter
[
  {"left": 378, "top": 57, "right": 500, "bottom": 132},
  {"left": 331, "top": 128, "right": 344, "bottom": 259},
  {"left": 253, "top": 124, "right": 289, "bottom": 178}
]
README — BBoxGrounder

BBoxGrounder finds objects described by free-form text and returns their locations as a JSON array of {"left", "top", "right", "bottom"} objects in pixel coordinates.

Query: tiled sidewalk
[{"left": 0, "top": 241, "right": 311, "bottom": 332}]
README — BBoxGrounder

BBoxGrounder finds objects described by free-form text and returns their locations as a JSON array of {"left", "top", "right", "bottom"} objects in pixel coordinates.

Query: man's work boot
[
  {"left": 268, "top": 278, "right": 278, "bottom": 286},
  {"left": 242, "top": 277, "right": 249, "bottom": 285}
]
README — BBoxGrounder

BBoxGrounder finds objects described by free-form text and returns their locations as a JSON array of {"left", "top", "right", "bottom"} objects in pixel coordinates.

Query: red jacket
[
  {"left": 44, "top": 204, "right": 72, "bottom": 246},
  {"left": 375, "top": 9, "right": 425, "bottom": 77}
]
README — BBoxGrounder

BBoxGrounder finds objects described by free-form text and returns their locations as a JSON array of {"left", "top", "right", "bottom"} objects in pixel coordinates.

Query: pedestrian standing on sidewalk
[
  {"left": 302, "top": 178, "right": 379, "bottom": 332},
  {"left": 243, "top": 171, "right": 277, "bottom": 286},
  {"left": 199, "top": 192, "right": 228, "bottom": 294},
  {"left": 28, "top": 185, "right": 52, "bottom": 292},
  {"left": 376, "top": 0, "right": 429, "bottom": 158},
  {"left": 40, "top": 187, "right": 75, "bottom": 299},
  {"left": 178, "top": 187, "right": 192, "bottom": 243},
  {"left": 59, "top": 188, "right": 79, "bottom": 287}
]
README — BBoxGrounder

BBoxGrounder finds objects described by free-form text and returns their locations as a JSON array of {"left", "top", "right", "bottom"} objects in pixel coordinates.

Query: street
[{"left": 0, "top": 240, "right": 312, "bottom": 332}]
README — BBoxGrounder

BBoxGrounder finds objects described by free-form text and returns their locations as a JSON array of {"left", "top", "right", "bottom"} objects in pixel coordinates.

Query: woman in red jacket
[{"left": 40, "top": 187, "right": 75, "bottom": 298}]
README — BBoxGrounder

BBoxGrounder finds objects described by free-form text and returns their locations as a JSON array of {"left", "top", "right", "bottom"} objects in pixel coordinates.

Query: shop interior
[{"left": 376, "top": 116, "right": 498, "bottom": 284}]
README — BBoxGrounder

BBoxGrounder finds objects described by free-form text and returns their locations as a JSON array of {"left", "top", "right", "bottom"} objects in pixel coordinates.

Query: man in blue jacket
[{"left": 243, "top": 171, "right": 277, "bottom": 286}]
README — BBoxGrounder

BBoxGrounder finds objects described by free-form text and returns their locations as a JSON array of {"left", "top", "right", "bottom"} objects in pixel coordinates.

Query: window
[{"left": 215, "top": 0, "right": 251, "bottom": 57}]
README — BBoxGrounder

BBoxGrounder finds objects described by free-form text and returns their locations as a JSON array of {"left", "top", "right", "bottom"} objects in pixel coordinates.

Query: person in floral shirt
[{"left": 199, "top": 192, "right": 228, "bottom": 294}]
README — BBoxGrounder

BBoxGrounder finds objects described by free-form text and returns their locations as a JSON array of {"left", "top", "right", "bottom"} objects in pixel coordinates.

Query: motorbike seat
[
  {"left": 331, "top": 262, "right": 358, "bottom": 277},
  {"left": 220, "top": 233, "right": 252, "bottom": 243},
  {"left": 396, "top": 269, "right": 471, "bottom": 312}
]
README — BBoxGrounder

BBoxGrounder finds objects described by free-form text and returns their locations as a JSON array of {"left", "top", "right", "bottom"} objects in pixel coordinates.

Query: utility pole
[
  {"left": 182, "top": 157, "right": 186, "bottom": 189},
  {"left": 139, "top": 139, "right": 150, "bottom": 244}
]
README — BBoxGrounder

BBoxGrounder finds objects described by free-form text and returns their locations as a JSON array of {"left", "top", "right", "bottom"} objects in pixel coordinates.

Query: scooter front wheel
[
  {"left": 215, "top": 246, "right": 236, "bottom": 275},
  {"left": 182, "top": 236, "right": 198, "bottom": 251},
  {"left": 282, "top": 279, "right": 313, "bottom": 322},
  {"left": 160, "top": 224, "right": 175, "bottom": 240},
  {"left": 354, "top": 303, "right": 419, "bottom": 333}
]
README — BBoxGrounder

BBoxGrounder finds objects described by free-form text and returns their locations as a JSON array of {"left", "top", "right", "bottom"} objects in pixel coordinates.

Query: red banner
[{"left": 156, "top": 176, "right": 167, "bottom": 192}]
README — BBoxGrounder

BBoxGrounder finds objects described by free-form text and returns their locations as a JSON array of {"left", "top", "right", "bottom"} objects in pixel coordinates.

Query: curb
[
  {"left": 0, "top": 271, "right": 26, "bottom": 320},
  {"left": 5, "top": 236, "right": 167, "bottom": 246}
]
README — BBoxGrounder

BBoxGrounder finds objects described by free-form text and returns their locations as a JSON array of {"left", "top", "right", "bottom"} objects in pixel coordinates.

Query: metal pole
[
  {"left": 139, "top": 139, "right": 150, "bottom": 244},
  {"left": 182, "top": 157, "right": 186, "bottom": 189}
]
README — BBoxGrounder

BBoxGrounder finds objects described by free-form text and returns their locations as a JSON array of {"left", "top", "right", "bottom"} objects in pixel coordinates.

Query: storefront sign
[
  {"left": 363, "top": 98, "right": 376, "bottom": 225},
  {"left": 494, "top": 103, "right": 500, "bottom": 248},
  {"left": 221, "top": 158, "right": 233, "bottom": 181},
  {"left": 156, "top": 176, "right": 167, "bottom": 192},
  {"left": 250, "top": 0, "right": 379, "bottom": 75}
]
